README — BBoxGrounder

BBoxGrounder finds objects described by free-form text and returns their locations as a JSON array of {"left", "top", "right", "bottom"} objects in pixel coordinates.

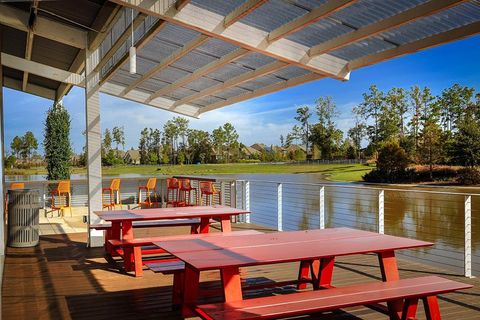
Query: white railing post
[
  {"left": 319, "top": 186, "right": 325, "bottom": 229},
  {"left": 277, "top": 183, "right": 283, "bottom": 231},
  {"left": 220, "top": 181, "right": 226, "bottom": 205},
  {"left": 464, "top": 195, "right": 472, "bottom": 278},
  {"left": 244, "top": 181, "right": 250, "bottom": 223},
  {"left": 378, "top": 190, "right": 384, "bottom": 234}
]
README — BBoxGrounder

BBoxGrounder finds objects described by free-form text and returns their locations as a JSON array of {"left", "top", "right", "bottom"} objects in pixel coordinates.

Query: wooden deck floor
[{"left": 2, "top": 224, "right": 479, "bottom": 320}]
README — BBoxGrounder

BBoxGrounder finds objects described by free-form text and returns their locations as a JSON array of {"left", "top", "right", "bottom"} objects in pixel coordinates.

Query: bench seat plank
[
  {"left": 196, "top": 276, "right": 472, "bottom": 320},
  {"left": 90, "top": 218, "right": 202, "bottom": 230}
]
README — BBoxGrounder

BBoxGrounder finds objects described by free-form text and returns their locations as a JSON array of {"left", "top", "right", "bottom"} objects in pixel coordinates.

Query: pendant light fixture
[{"left": 129, "top": 8, "right": 136, "bottom": 74}]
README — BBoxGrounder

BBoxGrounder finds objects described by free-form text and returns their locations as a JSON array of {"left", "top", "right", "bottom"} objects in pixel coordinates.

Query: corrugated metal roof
[
  {"left": 32, "top": 36, "right": 80, "bottom": 71},
  {"left": 171, "top": 51, "right": 218, "bottom": 73},
  {"left": 233, "top": 52, "right": 276, "bottom": 70},
  {"left": 330, "top": 37, "right": 396, "bottom": 61},
  {"left": 205, "top": 63, "right": 251, "bottom": 82},
  {"left": 331, "top": 0, "right": 428, "bottom": 29},
  {"left": 238, "top": 74, "right": 284, "bottom": 91},
  {"left": 190, "top": 0, "right": 246, "bottom": 17},
  {"left": 286, "top": 19, "right": 352, "bottom": 47},
  {"left": 192, "top": 95, "right": 225, "bottom": 106},
  {"left": 167, "top": 87, "right": 198, "bottom": 100},
  {"left": 195, "top": 38, "right": 239, "bottom": 57},
  {"left": 153, "top": 66, "right": 190, "bottom": 84},
  {"left": 240, "top": 0, "right": 308, "bottom": 32},
  {"left": 271, "top": 66, "right": 311, "bottom": 80},
  {"left": 1, "top": 25, "right": 26, "bottom": 58},
  {"left": 214, "top": 86, "right": 250, "bottom": 100},
  {"left": 381, "top": 2, "right": 480, "bottom": 45},
  {"left": 184, "top": 77, "right": 221, "bottom": 92}
]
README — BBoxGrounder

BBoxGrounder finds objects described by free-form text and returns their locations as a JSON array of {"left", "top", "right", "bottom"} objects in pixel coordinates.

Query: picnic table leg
[
  {"left": 221, "top": 266, "right": 243, "bottom": 302},
  {"left": 172, "top": 271, "right": 185, "bottom": 308},
  {"left": 314, "top": 257, "right": 334, "bottom": 290},
  {"left": 401, "top": 298, "right": 419, "bottom": 320},
  {"left": 422, "top": 296, "right": 441, "bottom": 320},
  {"left": 199, "top": 217, "right": 210, "bottom": 233},
  {"left": 219, "top": 216, "right": 232, "bottom": 232},
  {"left": 378, "top": 251, "right": 403, "bottom": 320},
  {"left": 107, "top": 222, "right": 121, "bottom": 256},
  {"left": 122, "top": 221, "right": 135, "bottom": 272},
  {"left": 182, "top": 264, "right": 200, "bottom": 317}
]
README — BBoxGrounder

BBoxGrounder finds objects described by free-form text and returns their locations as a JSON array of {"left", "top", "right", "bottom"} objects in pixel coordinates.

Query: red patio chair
[{"left": 199, "top": 181, "right": 221, "bottom": 206}]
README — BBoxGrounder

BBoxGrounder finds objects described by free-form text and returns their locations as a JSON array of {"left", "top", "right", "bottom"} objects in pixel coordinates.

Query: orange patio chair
[
  {"left": 138, "top": 177, "right": 158, "bottom": 208},
  {"left": 51, "top": 180, "right": 72, "bottom": 217},
  {"left": 178, "top": 179, "right": 198, "bottom": 207},
  {"left": 166, "top": 178, "right": 180, "bottom": 207},
  {"left": 199, "top": 181, "right": 221, "bottom": 206},
  {"left": 102, "top": 178, "right": 122, "bottom": 210}
]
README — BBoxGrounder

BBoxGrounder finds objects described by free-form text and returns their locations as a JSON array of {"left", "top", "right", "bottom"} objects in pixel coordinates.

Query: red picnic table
[
  {"left": 153, "top": 227, "right": 434, "bottom": 319},
  {"left": 95, "top": 205, "right": 250, "bottom": 272}
]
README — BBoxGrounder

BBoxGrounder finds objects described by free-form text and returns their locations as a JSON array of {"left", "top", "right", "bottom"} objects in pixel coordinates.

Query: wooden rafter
[
  {"left": 197, "top": 73, "right": 323, "bottom": 115},
  {"left": 1, "top": 53, "right": 84, "bottom": 86},
  {"left": 22, "top": 0, "right": 39, "bottom": 91},
  {"left": 348, "top": 21, "right": 480, "bottom": 70},
  {"left": 120, "top": 34, "right": 209, "bottom": 96},
  {"left": 224, "top": 0, "right": 268, "bottom": 28},
  {"left": 176, "top": 0, "right": 192, "bottom": 11},
  {"left": 56, "top": 2, "right": 122, "bottom": 100},
  {"left": 267, "top": 0, "right": 357, "bottom": 42},
  {"left": 109, "top": 0, "right": 350, "bottom": 80},
  {"left": 146, "top": 48, "right": 249, "bottom": 103},
  {"left": 172, "top": 61, "right": 288, "bottom": 108},
  {"left": 309, "top": 0, "right": 468, "bottom": 57}
]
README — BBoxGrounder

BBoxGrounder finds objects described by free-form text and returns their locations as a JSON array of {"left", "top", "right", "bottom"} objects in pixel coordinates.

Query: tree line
[{"left": 287, "top": 83, "right": 480, "bottom": 182}]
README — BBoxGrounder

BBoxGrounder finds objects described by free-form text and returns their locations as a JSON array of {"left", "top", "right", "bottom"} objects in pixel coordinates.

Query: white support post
[
  {"left": 378, "top": 190, "right": 384, "bottom": 234},
  {"left": 464, "top": 195, "right": 472, "bottom": 278},
  {"left": 277, "top": 183, "right": 283, "bottom": 231},
  {"left": 85, "top": 38, "right": 103, "bottom": 247},
  {"left": 319, "top": 186, "right": 325, "bottom": 229},
  {"left": 0, "top": 49, "right": 6, "bottom": 282},
  {"left": 244, "top": 181, "right": 250, "bottom": 223}
]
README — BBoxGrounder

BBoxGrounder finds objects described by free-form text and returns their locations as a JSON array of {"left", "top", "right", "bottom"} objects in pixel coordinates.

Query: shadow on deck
[{"left": 2, "top": 224, "right": 479, "bottom": 320}]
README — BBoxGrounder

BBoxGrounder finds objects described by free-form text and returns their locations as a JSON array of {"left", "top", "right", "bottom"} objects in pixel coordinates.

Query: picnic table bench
[
  {"left": 152, "top": 227, "right": 472, "bottom": 319},
  {"left": 94, "top": 205, "right": 250, "bottom": 276},
  {"left": 195, "top": 276, "right": 472, "bottom": 320}
]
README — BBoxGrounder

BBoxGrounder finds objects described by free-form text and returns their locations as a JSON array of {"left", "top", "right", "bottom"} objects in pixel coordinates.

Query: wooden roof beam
[
  {"left": 22, "top": 0, "right": 39, "bottom": 92},
  {"left": 348, "top": 21, "right": 480, "bottom": 70},
  {"left": 120, "top": 34, "right": 209, "bottom": 96},
  {"left": 109, "top": 0, "right": 350, "bottom": 80},
  {"left": 196, "top": 73, "right": 323, "bottom": 115},
  {"left": 309, "top": 0, "right": 467, "bottom": 57},
  {"left": 171, "top": 60, "right": 288, "bottom": 108},
  {"left": 146, "top": 48, "right": 249, "bottom": 103},
  {"left": 267, "top": 0, "right": 357, "bottom": 42}
]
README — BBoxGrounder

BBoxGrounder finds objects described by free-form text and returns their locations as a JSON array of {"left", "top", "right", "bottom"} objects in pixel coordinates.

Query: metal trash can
[{"left": 7, "top": 189, "right": 40, "bottom": 247}]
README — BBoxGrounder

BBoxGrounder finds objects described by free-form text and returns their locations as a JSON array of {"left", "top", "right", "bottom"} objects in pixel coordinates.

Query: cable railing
[{"left": 235, "top": 179, "right": 478, "bottom": 278}]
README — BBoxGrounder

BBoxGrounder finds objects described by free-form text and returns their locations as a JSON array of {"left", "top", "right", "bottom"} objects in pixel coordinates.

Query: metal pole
[
  {"left": 378, "top": 190, "right": 384, "bottom": 234},
  {"left": 277, "top": 183, "right": 283, "bottom": 231},
  {"left": 464, "top": 195, "right": 472, "bottom": 278},
  {"left": 320, "top": 186, "right": 325, "bottom": 229}
]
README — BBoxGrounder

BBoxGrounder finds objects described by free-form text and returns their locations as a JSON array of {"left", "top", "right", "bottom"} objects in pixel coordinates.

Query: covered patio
[{"left": 1, "top": 0, "right": 480, "bottom": 319}]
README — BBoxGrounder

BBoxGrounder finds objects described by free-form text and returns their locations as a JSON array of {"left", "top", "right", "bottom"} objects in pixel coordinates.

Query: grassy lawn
[{"left": 6, "top": 163, "right": 373, "bottom": 182}]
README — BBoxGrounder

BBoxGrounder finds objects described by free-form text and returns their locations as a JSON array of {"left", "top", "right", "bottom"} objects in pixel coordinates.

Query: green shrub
[
  {"left": 363, "top": 141, "right": 410, "bottom": 183},
  {"left": 457, "top": 168, "right": 480, "bottom": 185}
]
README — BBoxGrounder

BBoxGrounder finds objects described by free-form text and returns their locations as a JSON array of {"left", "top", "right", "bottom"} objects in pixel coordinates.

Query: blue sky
[{"left": 4, "top": 35, "right": 480, "bottom": 155}]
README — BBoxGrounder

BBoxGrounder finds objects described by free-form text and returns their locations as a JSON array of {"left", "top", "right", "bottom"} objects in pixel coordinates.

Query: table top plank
[
  {"left": 95, "top": 205, "right": 249, "bottom": 222},
  {"left": 155, "top": 229, "right": 432, "bottom": 271},
  {"left": 153, "top": 228, "right": 376, "bottom": 253}
]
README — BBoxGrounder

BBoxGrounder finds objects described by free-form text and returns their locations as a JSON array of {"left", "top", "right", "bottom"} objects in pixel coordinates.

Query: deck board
[{"left": 2, "top": 224, "right": 479, "bottom": 320}]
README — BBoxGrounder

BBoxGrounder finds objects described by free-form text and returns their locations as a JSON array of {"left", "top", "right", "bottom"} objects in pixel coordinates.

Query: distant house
[
  {"left": 250, "top": 143, "right": 267, "bottom": 153},
  {"left": 114, "top": 149, "right": 126, "bottom": 159},
  {"left": 241, "top": 145, "right": 261, "bottom": 159},
  {"left": 124, "top": 149, "right": 141, "bottom": 165}
]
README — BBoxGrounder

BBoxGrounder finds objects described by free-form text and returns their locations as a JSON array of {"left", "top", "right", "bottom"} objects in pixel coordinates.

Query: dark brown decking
[{"left": 2, "top": 224, "right": 479, "bottom": 320}]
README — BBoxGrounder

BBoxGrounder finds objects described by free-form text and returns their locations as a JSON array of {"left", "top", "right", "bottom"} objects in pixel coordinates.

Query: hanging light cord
[{"left": 131, "top": 7, "right": 134, "bottom": 46}]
